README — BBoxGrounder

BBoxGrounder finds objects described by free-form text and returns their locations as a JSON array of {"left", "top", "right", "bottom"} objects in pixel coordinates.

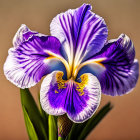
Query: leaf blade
[
  {"left": 20, "top": 88, "right": 48, "bottom": 140},
  {"left": 22, "top": 106, "right": 38, "bottom": 140}
]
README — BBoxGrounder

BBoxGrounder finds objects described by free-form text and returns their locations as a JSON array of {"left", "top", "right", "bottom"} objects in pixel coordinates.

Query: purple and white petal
[
  {"left": 50, "top": 4, "right": 108, "bottom": 65},
  {"left": 78, "top": 34, "right": 139, "bottom": 96},
  {"left": 13, "top": 24, "right": 64, "bottom": 56},
  {"left": 4, "top": 25, "right": 66, "bottom": 88},
  {"left": 13, "top": 24, "right": 38, "bottom": 47},
  {"left": 40, "top": 71, "right": 101, "bottom": 123}
]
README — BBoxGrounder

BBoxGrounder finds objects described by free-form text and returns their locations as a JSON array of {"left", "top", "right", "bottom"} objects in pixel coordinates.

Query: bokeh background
[{"left": 0, "top": 0, "right": 140, "bottom": 140}]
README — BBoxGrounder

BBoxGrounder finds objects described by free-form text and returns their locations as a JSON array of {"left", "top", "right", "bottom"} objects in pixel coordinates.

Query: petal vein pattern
[
  {"left": 4, "top": 25, "right": 68, "bottom": 88},
  {"left": 40, "top": 71, "right": 101, "bottom": 123},
  {"left": 78, "top": 34, "right": 139, "bottom": 96},
  {"left": 50, "top": 4, "right": 108, "bottom": 74}
]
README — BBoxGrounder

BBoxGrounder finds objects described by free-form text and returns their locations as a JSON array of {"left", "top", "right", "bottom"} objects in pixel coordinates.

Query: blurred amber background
[{"left": 0, "top": 0, "right": 140, "bottom": 140}]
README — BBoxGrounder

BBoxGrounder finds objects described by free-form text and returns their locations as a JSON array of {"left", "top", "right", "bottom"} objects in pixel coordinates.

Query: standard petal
[
  {"left": 4, "top": 25, "right": 67, "bottom": 88},
  {"left": 77, "top": 34, "right": 139, "bottom": 96},
  {"left": 50, "top": 4, "right": 108, "bottom": 66},
  {"left": 40, "top": 71, "right": 101, "bottom": 123}
]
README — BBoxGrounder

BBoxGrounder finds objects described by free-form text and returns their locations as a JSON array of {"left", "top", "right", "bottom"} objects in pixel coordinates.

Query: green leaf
[
  {"left": 66, "top": 102, "right": 113, "bottom": 140},
  {"left": 22, "top": 106, "right": 38, "bottom": 140},
  {"left": 20, "top": 88, "right": 48, "bottom": 140},
  {"left": 48, "top": 115, "right": 57, "bottom": 140},
  {"left": 38, "top": 93, "right": 48, "bottom": 133},
  {"left": 58, "top": 137, "right": 65, "bottom": 140},
  {"left": 66, "top": 122, "right": 86, "bottom": 140},
  {"left": 77, "top": 102, "right": 113, "bottom": 140}
]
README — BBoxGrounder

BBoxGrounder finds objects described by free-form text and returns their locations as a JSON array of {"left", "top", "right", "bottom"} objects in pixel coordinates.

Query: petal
[
  {"left": 50, "top": 4, "right": 108, "bottom": 66},
  {"left": 77, "top": 34, "right": 139, "bottom": 96},
  {"left": 40, "top": 71, "right": 101, "bottom": 123},
  {"left": 13, "top": 24, "right": 63, "bottom": 56},
  {"left": 4, "top": 25, "right": 67, "bottom": 88},
  {"left": 13, "top": 24, "right": 38, "bottom": 47}
]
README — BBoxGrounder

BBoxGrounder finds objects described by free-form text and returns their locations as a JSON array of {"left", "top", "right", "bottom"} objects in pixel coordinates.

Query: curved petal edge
[
  {"left": 4, "top": 25, "right": 66, "bottom": 88},
  {"left": 40, "top": 71, "right": 101, "bottom": 123},
  {"left": 77, "top": 34, "right": 139, "bottom": 96},
  {"left": 50, "top": 4, "right": 108, "bottom": 65}
]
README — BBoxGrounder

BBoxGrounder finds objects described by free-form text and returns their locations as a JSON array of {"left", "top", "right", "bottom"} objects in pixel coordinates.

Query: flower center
[{"left": 55, "top": 72, "right": 89, "bottom": 96}]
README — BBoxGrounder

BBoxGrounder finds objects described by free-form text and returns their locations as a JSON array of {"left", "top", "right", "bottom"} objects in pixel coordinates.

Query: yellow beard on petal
[
  {"left": 75, "top": 74, "right": 88, "bottom": 96},
  {"left": 55, "top": 71, "right": 89, "bottom": 96},
  {"left": 56, "top": 72, "right": 66, "bottom": 92}
]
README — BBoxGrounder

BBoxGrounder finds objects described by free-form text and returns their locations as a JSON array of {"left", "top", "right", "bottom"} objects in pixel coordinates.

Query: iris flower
[{"left": 4, "top": 4, "right": 139, "bottom": 123}]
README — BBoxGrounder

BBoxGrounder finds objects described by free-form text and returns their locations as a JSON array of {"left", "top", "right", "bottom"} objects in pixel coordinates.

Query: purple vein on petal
[
  {"left": 50, "top": 4, "right": 108, "bottom": 69},
  {"left": 40, "top": 71, "right": 101, "bottom": 123},
  {"left": 77, "top": 34, "right": 139, "bottom": 96},
  {"left": 4, "top": 24, "right": 67, "bottom": 88}
]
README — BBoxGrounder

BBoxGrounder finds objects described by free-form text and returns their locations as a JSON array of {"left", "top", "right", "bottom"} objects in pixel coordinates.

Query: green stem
[
  {"left": 48, "top": 115, "right": 57, "bottom": 140},
  {"left": 58, "top": 137, "right": 65, "bottom": 140}
]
